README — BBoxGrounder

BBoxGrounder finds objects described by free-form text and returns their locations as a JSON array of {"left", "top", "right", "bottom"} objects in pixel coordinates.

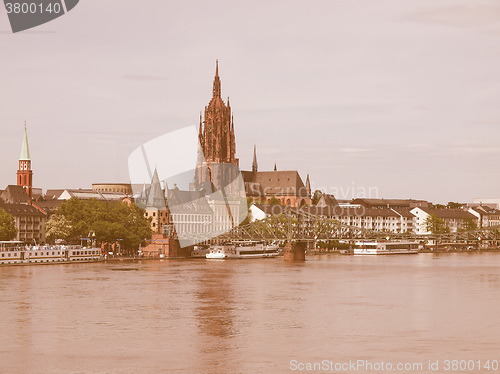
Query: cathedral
[
  {"left": 194, "top": 60, "right": 240, "bottom": 196},
  {"left": 195, "top": 61, "right": 311, "bottom": 208}
]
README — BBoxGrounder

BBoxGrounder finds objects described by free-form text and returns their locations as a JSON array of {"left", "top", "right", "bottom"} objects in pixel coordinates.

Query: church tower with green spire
[{"left": 17, "top": 122, "right": 33, "bottom": 201}]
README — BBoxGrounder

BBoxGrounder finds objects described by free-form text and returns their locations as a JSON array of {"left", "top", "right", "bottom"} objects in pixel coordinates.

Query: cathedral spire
[
  {"left": 199, "top": 112, "right": 203, "bottom": 136},
  {"left": 213, "top": 59, "right": 221, "bottom": 98},
  {"left": 305, "top": 173, "right": 311, "bottom": 196},
  {"left": 252, "top": 145, "right": 258, "bottom": 173},
  {"left": 20, "top": 121, "right": 31, "bottom": 161}
]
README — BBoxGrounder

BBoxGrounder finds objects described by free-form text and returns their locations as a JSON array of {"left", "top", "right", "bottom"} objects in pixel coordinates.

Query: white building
[
  {"left": 468, "top": 206, "right": 500, "bottom": 228},
  {"left": 410, "top": 207, "right": 478, "bottom": 234}
]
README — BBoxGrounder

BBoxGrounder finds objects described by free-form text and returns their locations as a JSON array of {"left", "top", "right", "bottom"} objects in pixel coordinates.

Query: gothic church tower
[{"left": 195, "top": 61, "right": 239, "bottom": 193}]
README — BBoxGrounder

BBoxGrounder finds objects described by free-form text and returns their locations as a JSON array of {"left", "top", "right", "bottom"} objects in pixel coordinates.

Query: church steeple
[
  {"left": 17, "top": 121, "right": 33, "bottom": 201},
  {"left": 199, "top": 112, "right": 203, "bottom": 136},
  {"left": 252, "top": 145, "right": 258, "bottom": 173},
  {"left": 20, "top": 121, "right": 30, "bottom": 161},
  {"left": 305, "top": 173, "right": 311, "bottom": 196},
  {"left": 213, "top": 59, "right": 221, "bottom": 98}
]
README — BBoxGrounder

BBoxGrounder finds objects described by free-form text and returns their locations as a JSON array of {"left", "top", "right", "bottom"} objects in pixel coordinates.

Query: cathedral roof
[{"left": 241, "top": 170, "right": 308, "bottom": 197}]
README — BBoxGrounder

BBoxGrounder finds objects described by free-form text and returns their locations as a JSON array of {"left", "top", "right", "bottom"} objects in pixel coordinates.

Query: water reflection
[
  {"left": 194, "top": 263, "right": 236, "bottom": 339},
  {"left": 1, "top": 254, "right": 500, "bottom": 373}
]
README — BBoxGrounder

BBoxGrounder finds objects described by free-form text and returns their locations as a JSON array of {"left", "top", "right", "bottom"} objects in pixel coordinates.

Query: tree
[
  {"left": 424, "top": 214, "right": 450, "bottom": 234},
  {"left": 45, "top": 214, "right": 72, "bottom": 243},
  {"left": 0, "top": 208, "right": 17, "bottom": 241},
  {"left": 447, "top": 202, "right": 464, "bottom": 209},
  {"left": 55, "top": 197, "right": 152, "bottom": 250},
  {"left": 268, "top": 197, "right": 281, "bottom": 205},
  {"left": 312, "top": 190, "right": 323, "bottom": 205}
]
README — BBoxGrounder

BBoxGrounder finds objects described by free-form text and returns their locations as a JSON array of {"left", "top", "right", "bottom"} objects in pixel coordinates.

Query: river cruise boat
[
  {"left": 206, "top": 241, "right": 280, "bottom": 259},
  {"left": 0, "top": 241, "right": 102, "bottom": 265},
  {"left": 354, "top": 241, "right": 419, "bottom": 255}
]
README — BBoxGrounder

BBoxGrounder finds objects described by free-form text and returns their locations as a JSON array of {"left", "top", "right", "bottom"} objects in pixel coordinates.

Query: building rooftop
[
  {"left": 1, "top": 185, "right": 30, "bottom": 204},
  {"left": 0, "top": 203, "right": 46, "bottom": 217}
]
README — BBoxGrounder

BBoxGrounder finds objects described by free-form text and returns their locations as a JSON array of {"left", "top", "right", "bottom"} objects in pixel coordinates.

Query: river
[{"left": 1, "top": 253, "right": 499, "bottom": 373}]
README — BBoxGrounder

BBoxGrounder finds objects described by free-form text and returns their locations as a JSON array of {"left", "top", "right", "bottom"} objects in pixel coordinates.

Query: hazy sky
[{"left": 1, "top": 0, "right": 499, "bottom": 203}]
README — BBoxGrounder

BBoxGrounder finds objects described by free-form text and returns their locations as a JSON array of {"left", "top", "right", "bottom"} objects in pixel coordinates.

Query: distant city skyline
[{"left": 1, "top": 0, "right": 499, "bottom": 203}]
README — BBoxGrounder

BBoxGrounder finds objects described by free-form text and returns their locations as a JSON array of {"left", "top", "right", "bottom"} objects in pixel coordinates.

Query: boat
[
  {"left": 190, "top": 245, "right": 210, "bottom": 258},
  {"left": 206, "top": 241, "right": 280, "bottom": 259},
  {"left": 0, "top": 241, "right": 102, "bottom": 265},
  {"left": 353, "top": 240, "right": 419, "bottom": 255}
]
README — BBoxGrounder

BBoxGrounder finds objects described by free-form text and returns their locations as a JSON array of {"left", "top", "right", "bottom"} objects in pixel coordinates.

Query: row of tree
[
  {"left": 46, "top": 198, "right": 152, "bottom": 249},
  {"left": 424, "top": 215, "right": 477, "bottom": 234}
]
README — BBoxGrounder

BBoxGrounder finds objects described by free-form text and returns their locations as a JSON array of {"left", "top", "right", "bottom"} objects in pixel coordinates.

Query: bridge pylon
[{"left": 284, "top": 240, "right": 306, "bottom": 262}]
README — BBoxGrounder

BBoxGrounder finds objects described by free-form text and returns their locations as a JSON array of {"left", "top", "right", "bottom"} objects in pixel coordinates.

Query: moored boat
[
  {"left": 206, "top": 241, "right": 279, "bottom": 259},
  {"left": 0, "top": 241, "right": 102, "bottom": 265},
  {"left": 353, "top": 240, "right": 419, "bottom": 255},
  {"left": 190, "top": 245, "right": 210, "bottom": 258}
]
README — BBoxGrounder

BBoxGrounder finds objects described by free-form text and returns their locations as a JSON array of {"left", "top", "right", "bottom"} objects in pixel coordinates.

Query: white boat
[
  {"left": 206, "top": 241, "right": 280, "bottom": 259},
  {"left": 0, "top": 241, "right": 102, "bottom": 265},
  {"left": 354, "top": 241, "right": 419, "bottom": 255}
]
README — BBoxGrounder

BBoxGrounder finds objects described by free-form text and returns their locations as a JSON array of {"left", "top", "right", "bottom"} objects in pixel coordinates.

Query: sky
[{"left": 1, "top": 0, "right": 499, "bottom": 204}]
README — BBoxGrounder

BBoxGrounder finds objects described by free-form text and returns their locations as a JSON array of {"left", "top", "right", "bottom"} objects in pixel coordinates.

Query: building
[
  {"left": 352, "top": 198, "right": 429, "bottom": 209},
  {"left": 194, "top": 60, "right": 239, "bottom": 195},
  {"left": 45, "top": 189, "right": 65, "bottom": 200},
  {"left": 166, "top": 186, "right": 213, "bottom": 238},
  {"left": 0, "top": 185, "right": 30, "bottom": 204},
  {"left": 136, "top": 169, "right": 170, "bottom": 233},
  {"left": 249, "top": 203, "right": 290, "bottom": 222},
  {"left": 470, "top": 199, "right": 500, "bottom": 210},
  {"left": 410, "top": 207, "right": 478, "bottom": 234},
  {"left": 0, "top": 203, "right": 46, "bottom": 243},
  {"left": 92, "top": 183, "right": 133, "bottom": 195},
  {"left": 17, "top": 123, "right": 33, "bottom": 201},
  {"left": 327, "top": 207, "right": 415, "bottom": 234},
  {"left": 58, "top": 189, "right": 129, "bottom": 201},
  {"left": 248, "top": 203, "right": 416, "bottom": 234},
  {"left": 468, "top": 206, "right": 500, "bottom": 228},
  {"left": 242, "top": 147, "right": 311, "bottom": 208}
]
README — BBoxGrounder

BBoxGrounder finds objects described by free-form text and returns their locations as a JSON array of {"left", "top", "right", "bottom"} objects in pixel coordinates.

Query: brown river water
[{"left": 1, "top": 253, "right": 499, "bottom": 374}]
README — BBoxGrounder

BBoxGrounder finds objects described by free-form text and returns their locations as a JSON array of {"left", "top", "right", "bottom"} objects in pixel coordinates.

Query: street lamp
[{"left": 116, "top": 239, "right": 123, "bottom": 256}]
